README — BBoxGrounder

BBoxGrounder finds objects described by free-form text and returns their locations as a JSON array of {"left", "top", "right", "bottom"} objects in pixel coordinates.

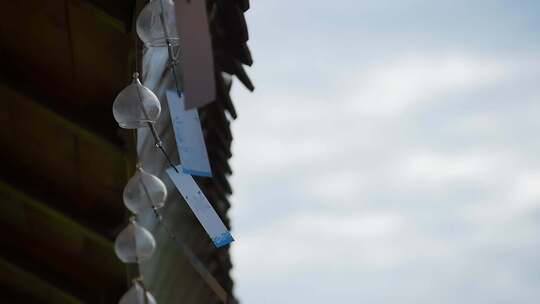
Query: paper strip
[
  {"left": 167, "top": 90, "right": 212, "bottom": 177},
  {"left": 166, "top": 166, "right": 234, "bottom": 248},
  {"left": 175, "top": 0, "right": 216, "bottom": 109}
]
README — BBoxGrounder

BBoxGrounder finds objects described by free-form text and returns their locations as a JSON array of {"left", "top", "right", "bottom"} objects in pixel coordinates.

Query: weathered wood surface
[
  {"left": 0, "top": 0, "right": 132, "bottom": 302},
  {"left": 0, "top": 0, "right": 132, "bottom": 137},
  {"left": 0, "top": 85, "right": 127, "bottom": 234},
  {"left": 0, "top": 181, "right": 125, "bottom": 303}
]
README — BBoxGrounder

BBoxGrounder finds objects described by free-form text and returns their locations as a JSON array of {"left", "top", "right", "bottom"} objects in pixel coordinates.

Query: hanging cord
[
  {"left": 149, "top": 207, "right": 229, "bottom": 302},
  {"left": 141, "top": 279, "right": 150, "bottom": 304},
  {"left": 134, "top": 25, "right": 179, "bottom": 173},
  {"left": 137, "top": 174, "right": 178, "bottom": 241},
  {"left": 134, "top": 23, "right": 140, "bottom": 79},
  {"left": 138, "top": 170, "right": 229, "bottom": 302},
  {"left": 130, "top": 218, "right": 149, "bottom": 304},
  {"left": 130, "top": 277, "right": 150, "bottom": 304},
  {"left": 158, "top": 0, "right": 183, "bottom": 98},
  {"left": 133, "top": 76, "right": 179, "bottom": 173}
]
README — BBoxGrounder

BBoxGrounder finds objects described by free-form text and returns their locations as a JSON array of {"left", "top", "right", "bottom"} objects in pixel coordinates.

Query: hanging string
[
  {"left": 133, "top": 28, "right": 140, "bottom": 75},
  {"left": 138, "top": 166, "right": 228, "bottom": 302},
  {"left": 170, "top": 60, "right": 182, "bottom": 98},
  {"left": 141, "top": 278, "right": 149, "bottom": 304},
  {"left": 128, "top": 277, "right": 150, "bottom": 304},
  {"left": 158, "top": 0, "right": 183, "bottom": 98},
  {"left": 138, "top": 171, "right": 179, "bottom": 243},
  {"left": 134, "top": 29, "right": 179, "bottom": 173},
  {"left": 150, "top": 205, "right": 228, "bottom": 302},
  {"left": 127, "top": 221, "right": 150, "bottom": 304}
]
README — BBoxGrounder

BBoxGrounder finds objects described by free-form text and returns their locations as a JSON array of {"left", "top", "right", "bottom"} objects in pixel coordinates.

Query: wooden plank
[
  {"left": 0, "top": 0, "right": 131, "bottom": 129},
  {"left": 0, "top": 181, "right": 126, "bottom": 300},
  {"left": 84, "top": 0, "right": 134, "bottom": 29},
  {"left": 75, "top": 0, "right": 131, "bottom": 34},
  {"left": 0, "top": 85, "right": 127, "bottom": 232},
  {"left": 67, "top": 0, "right": 132, "bottom": 107},
  {"left": 0, "top": 258, "right": 84, "bottom": 304},
  {"left": 0, "top": 0, "right": 73, "bottom": 86}
]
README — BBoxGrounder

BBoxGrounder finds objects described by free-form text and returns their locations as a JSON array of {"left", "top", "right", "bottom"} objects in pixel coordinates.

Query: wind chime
[{"left": 111, "top": 0, "right": 183, "bottom": 302}]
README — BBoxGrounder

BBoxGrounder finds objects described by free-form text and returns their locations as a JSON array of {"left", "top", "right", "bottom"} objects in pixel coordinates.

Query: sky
[{"left": 229, "top": 1, "right": 540, "bottom": 303}]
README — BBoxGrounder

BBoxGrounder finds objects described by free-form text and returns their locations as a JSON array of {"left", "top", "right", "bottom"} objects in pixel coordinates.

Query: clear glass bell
[
  {"left": 113, "top": 73, "right": 161, "bottom": 129},
  {"left": 136, "top": 0, "right": 179, "bottom": 47},
  {"left": 123, "top": 165, "right": 167, "bottom": 214},
  {"left": 119, "top": 280, "right": 157, "bottom": 304},
  {"left": 114, "top": 218, "right": 156, "bottom": 263}
]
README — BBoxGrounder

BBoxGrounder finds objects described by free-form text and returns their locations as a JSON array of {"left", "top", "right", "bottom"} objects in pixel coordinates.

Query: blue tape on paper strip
[
  {"left": 166, "top": 166, "right": 234, "bottom": 248},
  {"left": 166, "top": 90, "right": 212, "bottom": 177}
]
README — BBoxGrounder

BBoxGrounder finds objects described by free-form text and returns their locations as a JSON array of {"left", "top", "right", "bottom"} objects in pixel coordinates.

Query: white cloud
[
  {"left": 233, "top": 212, "right": 405, "bottom": 277},
  {"left": 392, "top": 149, "right": 504, "bottom": 187},
  {"left": 344, "top": 55, "right": 509, "bottom": 118}
]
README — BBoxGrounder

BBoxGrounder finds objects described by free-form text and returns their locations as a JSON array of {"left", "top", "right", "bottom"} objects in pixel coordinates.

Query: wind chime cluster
[{"left": 112, "top": 0, "right": 179, "bottom": 303}]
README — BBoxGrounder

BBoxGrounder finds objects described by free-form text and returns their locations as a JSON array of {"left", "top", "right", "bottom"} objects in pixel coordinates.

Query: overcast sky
[{"left": 229, "top": 1, "right": 540, "bottom": 303}]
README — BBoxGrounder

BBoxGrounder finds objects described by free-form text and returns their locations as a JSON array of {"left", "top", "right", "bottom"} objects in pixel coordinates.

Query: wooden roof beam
[
  {"left": 0, "top": 257, "right": 84, "bottom": 304},
  {"left": 0, "top": 180, "right": 126, "bottom": 296},
  {"left": 0, "top": 85, "right": 128, "bottom": 234}
]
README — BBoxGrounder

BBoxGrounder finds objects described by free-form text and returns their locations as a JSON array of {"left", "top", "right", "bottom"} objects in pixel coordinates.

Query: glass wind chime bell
[
  {"left": 136, "top": 0, "right": 179, "bottom": 48},
  {"left": 119, "top": 280, "right": 157, "bottom": 304},
  {"left": 115, "top": 218, "right": 156, "bottom": 263},
  {"left": 112, "top": 73, "right": 161, "bottom": 129},
  {"left": 112, "top": 71, "right": 176, "bottom": 168},
  {"left": 123, "top": 165, "right": 168, "bottom": 214},
  {"left": 115, "top": 217, "right": 156, "bottom": 263}
]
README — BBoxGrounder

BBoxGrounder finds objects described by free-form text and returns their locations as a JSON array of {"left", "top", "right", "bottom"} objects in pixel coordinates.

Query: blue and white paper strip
[
  {"left": 166, "top": 166, "right": 234, "bottom": 248},
  {"left": 166, "top": 90, "right": 212, "bottom": 177}
]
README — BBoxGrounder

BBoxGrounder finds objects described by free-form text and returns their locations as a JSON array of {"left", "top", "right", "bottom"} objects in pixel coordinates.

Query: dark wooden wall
[{"left": 0, "top": 0, "right": 135, "bottom": 302}]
